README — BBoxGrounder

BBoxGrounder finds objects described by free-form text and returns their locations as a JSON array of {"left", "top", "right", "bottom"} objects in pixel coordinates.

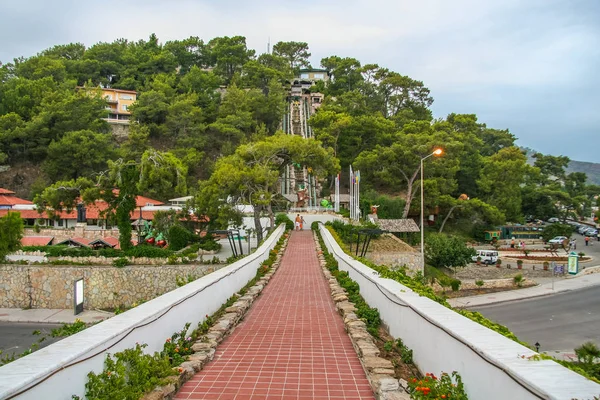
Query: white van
[{"left": 472, "top": 250, "right": 499, "bottom": 265}]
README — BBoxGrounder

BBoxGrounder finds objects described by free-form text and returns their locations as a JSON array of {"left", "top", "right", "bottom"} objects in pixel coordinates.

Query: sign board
[
  {"left": 567, "top": 252, "right": 579, "bottom": 275},
  {"left": 74, "top": 278, "right": 84, "bottom": 315},
  {"left": 553, "top": 264, "right": 564, "bottom": 275}
]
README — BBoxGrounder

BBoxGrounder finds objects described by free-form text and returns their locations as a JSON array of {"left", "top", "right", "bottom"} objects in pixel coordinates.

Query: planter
[
  {"left": 543, "top": 262, "right": 549, "bottom": 271},
  {"left": 517, "top": 260, "right": 523, "bottom": 270}
]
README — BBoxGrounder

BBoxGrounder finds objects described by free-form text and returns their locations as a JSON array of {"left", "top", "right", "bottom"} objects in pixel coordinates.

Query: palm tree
[{"left": 575, "top": 342, "right": 600, "bottom": 367}]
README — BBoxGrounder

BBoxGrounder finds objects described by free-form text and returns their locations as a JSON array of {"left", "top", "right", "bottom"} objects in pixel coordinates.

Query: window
[
  {"left": 300, "top": 73, "right": 309, "bottom": 79},
  {"left": 314, "top": 73, "right": 324, "bottom": 80},
  {"left": 104, "top": 95, "right": 112, "bottom": 100},
  {"left": 120, "top": 94, "right": 134, "bottom": 100},
  {"left": 122, "top": 104, "right": 128, "bottom": 111},
  {"left": 58, "top": 219, "right": 64, "bottom": 227}
]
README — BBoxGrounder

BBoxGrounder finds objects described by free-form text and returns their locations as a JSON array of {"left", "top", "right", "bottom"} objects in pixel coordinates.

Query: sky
[{"left": 0, "top": 0, "right": 598, "bottom": 162}]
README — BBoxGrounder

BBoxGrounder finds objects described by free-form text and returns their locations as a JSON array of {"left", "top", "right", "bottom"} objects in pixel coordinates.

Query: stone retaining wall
[
  {"left": 11, "top": 250, "right": 193, "bottom": 265},
  {"left": 0, "top": 264, "right": 221, "bottom": 309},
  {"left": 366, "top": 251, "right": 423, "bottom": 275},
  {"left": 431, "top": 277, "right": 534, "bottom": 292},
  {"left": 23, "top": 227, "right": 121, "bottom": 243}
]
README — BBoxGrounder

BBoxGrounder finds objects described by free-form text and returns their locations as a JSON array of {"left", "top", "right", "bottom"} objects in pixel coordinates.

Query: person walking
[
  {"left": 300, "top": 216, "right": 306, "bottom": 230},
  {"left": 295, "top": 214, "right": 302, "bottom": 231},
  {"left": 573, "top": 238, "right": 577, "bottom": 250},
  {"left": 585, "top": 236, "right": 589, "bottom": 246}
]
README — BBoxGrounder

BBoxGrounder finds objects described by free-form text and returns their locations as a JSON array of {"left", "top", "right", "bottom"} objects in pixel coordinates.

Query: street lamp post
[{"left": 420, "top": 148, "right": 443, "bottom": 269}]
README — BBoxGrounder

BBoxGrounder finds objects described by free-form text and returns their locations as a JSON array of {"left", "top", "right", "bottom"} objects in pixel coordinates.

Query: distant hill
[
  {"left": 566, "top": 160, "right": 600, "bottom": 185},
  {"left": 521, "top": 147, "right": 600, "bottom": 185}
]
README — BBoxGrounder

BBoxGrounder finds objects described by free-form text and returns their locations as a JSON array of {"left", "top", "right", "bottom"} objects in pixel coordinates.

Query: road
[
  {"left": 472, "top": 285, "right": 600, "bottom": 352},
  {"left": 0, "top": 322, "right": 63, "bottom": 359}
]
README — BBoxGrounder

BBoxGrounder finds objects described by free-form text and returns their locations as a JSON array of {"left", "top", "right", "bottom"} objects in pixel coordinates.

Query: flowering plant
[
  {"left": 162, "top": 322, "right": 195, "bottom": 366},
  {"left": 408, "top": 371, "right": 468, "bottom": 399}
]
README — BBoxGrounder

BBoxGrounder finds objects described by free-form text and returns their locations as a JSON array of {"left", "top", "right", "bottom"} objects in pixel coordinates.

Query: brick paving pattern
[{"left": 176, "top": 230, "right": 374, "bottom": 399}]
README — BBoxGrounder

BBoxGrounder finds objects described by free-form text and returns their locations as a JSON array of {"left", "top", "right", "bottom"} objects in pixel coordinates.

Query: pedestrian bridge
[{"left": 0, "top": 224, "right": 598, "bottom": 400}]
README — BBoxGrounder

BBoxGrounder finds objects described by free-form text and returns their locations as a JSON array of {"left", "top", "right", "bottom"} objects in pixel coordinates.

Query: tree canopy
[{"left": 0, "top": 33, "right": 596, "bottom": 243}]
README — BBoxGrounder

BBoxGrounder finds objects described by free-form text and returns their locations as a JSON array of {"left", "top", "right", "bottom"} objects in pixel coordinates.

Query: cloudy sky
[{"left": 1, "top": 0, "right": 598, "bottom": 162}]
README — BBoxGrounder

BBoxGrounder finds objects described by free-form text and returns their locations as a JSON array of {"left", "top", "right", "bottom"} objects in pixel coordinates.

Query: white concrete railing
[
  {"left": 319, "top": 224, "right": 600, "bottom": 400},
  {"left": 0, "top": 225, "right": 285, "bottom": 400}
]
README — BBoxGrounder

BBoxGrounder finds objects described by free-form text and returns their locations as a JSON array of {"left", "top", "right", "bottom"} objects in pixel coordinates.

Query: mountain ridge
[{"left": 522, "top": 147, "right": 600, "bottom": 185}]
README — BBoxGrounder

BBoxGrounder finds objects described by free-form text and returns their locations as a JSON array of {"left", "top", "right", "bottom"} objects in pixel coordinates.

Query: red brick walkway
[{"left": 176, "top": 230, "right": 374, "bottom": 400}]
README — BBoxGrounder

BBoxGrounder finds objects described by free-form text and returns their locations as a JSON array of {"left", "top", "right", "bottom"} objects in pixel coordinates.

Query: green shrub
[
  {"left": 112, "top": 257, "right": 129, "bottom": 268},
  {"left": 198, "top": 236, "right": 221, "bottom": 252},
  {"left": 51, "top": 319, "right": 87, "bottom": 337},
  {"left": 513, "top": 273, "right": 524, "bottom": 287},
  {"left": 83, "top": 343, "right": 175, "bottom": 400},
  {"left": 124, "top": 245, "right": 173, "bottom": 258},
  {"left": 450, "top": 279, "right": 461, "bottom": 292},
  {"left": 311, "top": 221, "right": 320, "bottom": 231},
  {"left": 167, "top": 255, "right": 179, "bottom": 265},
  {"left": 162, "top": 323, "right": 196, "bottom": 366},
  {"left": 275, "top": 213, "right": 294, "bottom": 231},
  {"left": 167, "top": 225, "right": 192, "bottom": 251}
]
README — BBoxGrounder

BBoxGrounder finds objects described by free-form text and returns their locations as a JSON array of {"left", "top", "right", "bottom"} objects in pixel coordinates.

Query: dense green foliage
[
  {"left": 425, "top": 233, "right": 476, "bottom": 271},
  {"left": 82, "top": 343, "right": 175, "bottom": 400},
  {"left": 541, "top": 223, "right": 574, "bottom": 242},
  {"left": 0, "top": 212, "right": 24, "bottom": 260},
  {"left": 275, "top": 213, "right": 294, "bottom": 231},
  {"left": 21, "top": 244, "right": 173, "bottom": 258},
  {"left": 1, "top": 33, "right": 597, "bottom": 241},
  {"left": 166, "top": 225, "right": 192, "bottom": 251}
]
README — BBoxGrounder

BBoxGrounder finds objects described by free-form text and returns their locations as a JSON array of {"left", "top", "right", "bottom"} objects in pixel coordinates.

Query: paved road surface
[
  {"left": 472, "top": 286, "right": 600, "bottom": 352},
  {"left": 0, "top": 322, "right": 63, "bottom": 358}
]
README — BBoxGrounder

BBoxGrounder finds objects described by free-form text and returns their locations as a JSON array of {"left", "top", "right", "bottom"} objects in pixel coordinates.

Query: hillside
[
  {"left": 567, "top": 160, "right": 600, "bottom": 186},
  {"left": 522, "top": 147, "right": 600, "bottom": 185}
]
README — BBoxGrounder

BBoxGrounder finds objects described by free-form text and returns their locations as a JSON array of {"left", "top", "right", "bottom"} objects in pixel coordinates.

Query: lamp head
[{"left": 433, "top": 148, "right": 443, "bottom": 156}]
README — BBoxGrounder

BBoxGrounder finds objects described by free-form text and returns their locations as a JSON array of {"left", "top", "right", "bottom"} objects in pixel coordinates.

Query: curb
[
  {"left": 451, "top": 266, "right": 600, "bottom": 308},
  {"left": 453, "top": 285, "right": 600, "bottom": 309}
]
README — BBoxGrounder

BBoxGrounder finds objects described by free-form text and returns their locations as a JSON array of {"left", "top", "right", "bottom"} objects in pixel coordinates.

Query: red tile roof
[
  {"left": 21, "top": 236, "right": 54, "bottom": 246},
  {"left": 56, "top": 237, "right": 91, "bottom": 247},
  {"left": 0, "top": 188, "right": 16, "bottom": 194},
  {"left": 0, "top": 195, "right": 33, "bottom": 206},
  {"left": 0, "top": 209, "right": 43, "bottom": 219},
  {"left": 135, "top": 195, "right": 164, "bottom": 207}
]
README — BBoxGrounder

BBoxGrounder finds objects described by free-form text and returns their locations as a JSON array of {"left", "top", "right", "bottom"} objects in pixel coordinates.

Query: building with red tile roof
[
  {"left": 0, "top": 189, "right": 34, "bottom": 208},
  {"left": 21, "top": 236, "right": 54, "bottom": 246}
]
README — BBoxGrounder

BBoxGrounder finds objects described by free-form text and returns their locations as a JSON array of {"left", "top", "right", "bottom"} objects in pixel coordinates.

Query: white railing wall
[
  {"left": 319, "top": 224, "right": 600, "bottom": 400},
  {"left": 0, "top": 225, "right": 285, "bottom": 400}
]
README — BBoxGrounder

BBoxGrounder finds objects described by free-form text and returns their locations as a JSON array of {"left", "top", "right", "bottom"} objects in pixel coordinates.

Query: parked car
[
  {"left": 548, "top": 236, "right": 568, "bottom": 244},
  {"left": 548, "top": 217, "right": 559, "bottom": 223},
  {"left": 585, "top": 229, "right": 598, "bottom": 237},
  {"left": 472, "top": 250, "right": 499, "bottom": 265},
  {"left": 578, "top": 226, "right": 591, "bottom": 234}
]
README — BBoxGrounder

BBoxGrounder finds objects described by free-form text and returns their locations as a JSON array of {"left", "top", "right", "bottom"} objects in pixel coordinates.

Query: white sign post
[{"left": 74, "top": 278, "right": 84, "bottom": 315}]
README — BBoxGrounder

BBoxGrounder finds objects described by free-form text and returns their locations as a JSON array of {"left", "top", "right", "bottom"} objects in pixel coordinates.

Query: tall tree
[
  {"left": 196, "top": 134, "right": 339, "bottom": 242},
  {"left": 477, "top": 147, "right": 528, "bottom": 222},
  {"left": 0, "top": 212, "right": 24, "bottom": 260},
  {"left": 354, "top": 121, "right": 460, "bottom": 218},
  {"left": 272, "top": 41, "right": 311, "bottom": 70},
  {"left": 42, "top": 130, "right": 118, "bottom": 181},
  {"left": 207, "top": 36, "right": 255, "bottom": 84}
]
